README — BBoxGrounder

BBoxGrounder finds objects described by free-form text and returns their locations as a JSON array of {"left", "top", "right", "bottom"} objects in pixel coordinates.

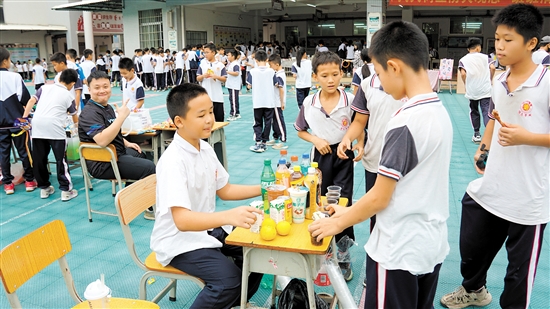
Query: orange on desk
[{"left": 72, "top": 297, "right": 159, "bottom": 309}]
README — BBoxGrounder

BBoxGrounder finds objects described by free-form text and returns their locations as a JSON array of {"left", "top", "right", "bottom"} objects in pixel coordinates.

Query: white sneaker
[
  {"left": 440, "top": 286, "right": 492, "bottom": 309},
  {"left": 61, "top": 189, "right": 78, "bottom": 202},
  {"left": 40, "top": 186, "right": 55, "bottom": 199},
  {"left": 472, "top": 133, "right": 482, "bottom": 143},
  {"left": 235, "top": 114, "right": 241, "bottom": 119},
  {"left": 227, "top": 115, "right": 236, "bottom": 121},
  {"left": 272, "top": 142, "right": 288, "bottom": 149},
  {"left": 265, "top": 139, "right": 276, "bottom": 146}
]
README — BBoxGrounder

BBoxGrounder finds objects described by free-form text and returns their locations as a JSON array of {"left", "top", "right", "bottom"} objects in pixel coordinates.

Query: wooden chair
[
  {"left": 114, "top": 174, "right": 204, "bottom": 303},
  {"left": 79, "top": 142, "right": 132, "bottom": 222},
  {"left": 0, "top": 220, "right": 82, "bottom": 308}
]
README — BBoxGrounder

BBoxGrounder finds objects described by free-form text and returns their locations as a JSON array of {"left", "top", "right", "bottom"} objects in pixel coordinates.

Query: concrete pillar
[
  {"left": 83, "top": 11, "right": 95, "bottom": 57},
  {"left": 66, "top": 11, "right": 80, "bottom": 50},
  {"left": 366, "top": 0, "right": 386, "bottom": 48},
  {"left": 402, "top": 7, "right": 413, "bottom": 23}
]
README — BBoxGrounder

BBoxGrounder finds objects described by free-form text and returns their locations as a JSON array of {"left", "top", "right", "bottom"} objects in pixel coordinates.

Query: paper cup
[{"left": 288, "top": 187, "right": 307, "bottom": 224}]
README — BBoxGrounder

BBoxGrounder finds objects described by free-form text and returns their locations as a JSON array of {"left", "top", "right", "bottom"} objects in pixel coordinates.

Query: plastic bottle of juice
[
  {"left": 275, "top": 158, "right": 290, "bottom": 189},
  {"left": 300, "top": 153, "right": 310, "bottom": 175},
  {"left": 289, "top": 165, "right": 304, "bottom": 188},
  {"left": 290, "top": 155, "right": 299, "bottom": 170},
  {"left": 278, "top": 149, "right": 288, "bottom": 167},
  {"left": 311, "top": 162, "right": 322, "bottom": 206},
  {"left": 261, "top": 159, "right": 276, "bottom": 215},
  {"left": 304, "top": 167, "right": 319, "bottom": 219}
]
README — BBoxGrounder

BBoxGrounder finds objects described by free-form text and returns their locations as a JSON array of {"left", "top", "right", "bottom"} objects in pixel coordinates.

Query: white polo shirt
[
  {"left": 150, "top": 132, "right": 230, "bottom": 266},
  {"left": 153, "top": 55, "right": 164, "bottom": 74},
  {"left": 175, "top": 51, "right": 185, "bottom": 69},
  {"left": 55, "top": 71, "right": 83, "bottom": 102},
  {"left": 274, "top": 69, "right": 286, "bottom": 108},
  {"left": 351, "top": 63, "right": 374, "bottom": 87},
  {"left": 31, "top": 84, "right": 77, "bottom": 140},
  {"left": 197, "top": 59, "right": 227, "bottom": 103},
  {"left": 352, "top": 74, "right": 406, "bottom": 173},
  {"left": 163, "top": 55, "right": 172, "bottom": 73},
  {"left": 366, "top": 93, "right": 452, "bottom": 275},
  {"left": 246, "top": 65, "right": 276, "bottom": 109},
  {"left": 80, "top": 60, "right": 96, "bottom": 95},
  {"left": 122, "top": 75, "right": 145, "bottom": 111},
  {"left": 111, "top": 55, "right": 120, "bottom": 72},
  {"left": 225, "top": 60, "right": 241, "bottom": 90},
  {"left": 294, "top": 89, "right": 355, "bottom": 146},
  {"left": 142, "top": 54, "right": 154, "bottom": 73},
  {"left": 291, "top": 59, "right": 312, "bottom": 89},
  {"left": 32, "top": 65, "right": 45, "bottom": 84},
  {"left": 467, "top": 65, "right": 550, "bottom": 225},
  {"left": 458, "top": 52, "right": 492, "bottom": 100},
  {"left": 531, "top": 49, "right": 550, "bottom": 66}
]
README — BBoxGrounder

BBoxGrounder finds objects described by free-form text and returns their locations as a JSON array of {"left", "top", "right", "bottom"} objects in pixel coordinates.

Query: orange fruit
[
  {"left": 260, "top": 225, "right": 277, "bottom": 241},
  {"left": 276, "top": 221, "right": 291, "bottom": 236}
]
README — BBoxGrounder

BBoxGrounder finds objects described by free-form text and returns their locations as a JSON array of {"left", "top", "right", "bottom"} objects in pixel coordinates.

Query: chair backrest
[
  {"left": 0, "top": 220, "right": 71, "bottom": 294},
  {"left": 115, "top": 174, "right": 156, "bottom": 226},
  {"left": 79, "top": 142, "right": 118, "bottom": 162}
]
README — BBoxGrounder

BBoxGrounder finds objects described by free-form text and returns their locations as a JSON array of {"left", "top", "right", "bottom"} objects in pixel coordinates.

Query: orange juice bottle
[
  {"left": 304, "top": 167, "right": 319, "bottom": 219},
  {"left": 289, "top": 165, "right": 304, "bottom": 188},
  {"left": 275, "top": 158, "right": 290, "bottom": 189},
  {"left": 311, "top": 162, "right": 322, "bottom": 206}
]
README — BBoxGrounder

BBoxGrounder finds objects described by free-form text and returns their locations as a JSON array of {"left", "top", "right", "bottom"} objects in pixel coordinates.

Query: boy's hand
[
  {"left": 126, "top": 142, "right": 142, "bottom": 153},
  {"left": 228, "top": 206, "right": 262, "bottom": 229},
  {"left": 352, "top": 142, "right": 364, "bottom": 162},
  {"left": 308, "top": 217, "right": 343, "bottom": 242},
  {"left": 115, "top": 99, "right": 131, "bottom": 120},
  {"left": 281, "top": 102, "right": 285, "bottom": 110},
  {"left": 314, "top": 137, "right": 332, "bottom": 155},
  {"left": 498, "top": 122, "right": 528, "bottom": 147},
  {"left": 326, "top": 204, "right": 350, "bottom": 218},
  {"left": 337, "top": 138, "right": 352, "bottom": 159},
  {"left": 473, "top": 151, "right": 485, "bottom": 175}
]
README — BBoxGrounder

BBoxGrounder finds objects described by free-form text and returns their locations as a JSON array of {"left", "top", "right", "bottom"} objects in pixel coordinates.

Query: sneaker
[
  {"left": 249, "top": 143, "right": 265, "bottom": 153},
  {"left": 144, "top": 209, "right": 155, "bottom": 220},
  {"left": 4, "top": 183, "right": 15, "bottom": 195},
  {"left": 61, "top": 189, "right": 78, "bottom": 202},
  {"left": 440, "top": 286, "right": 492, "bottom": 309},
  {"left": 363, "top": 278, "right": 366, "bottom": 287},
  {"left": 472, "top": 132, "right": 482, "bottom": 143},
  {"left": 272, "top": 142, "right": 288, "bottom": 150},
  {"left": 227, "top": 115, "right": 236, "bottom": 121},
  {"left": 25, "top": 180, "right": 37, "bottom": 192},
  {"left": 235, "top": 114, "right": 241, "bottom": 119},
  {"left": 265, "top": 139, "right": 276, "bottom": 146},
  {"left": 40, "top": 186, "right": 55, "bottom": 199},
  {"left": 339, "top": 262, "right": 353, "bottom": 281}
]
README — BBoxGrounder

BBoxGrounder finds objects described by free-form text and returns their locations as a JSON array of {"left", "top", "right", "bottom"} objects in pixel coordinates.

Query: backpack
[{"left": 277, "top": 278, "right": 329, "bottom": 309}]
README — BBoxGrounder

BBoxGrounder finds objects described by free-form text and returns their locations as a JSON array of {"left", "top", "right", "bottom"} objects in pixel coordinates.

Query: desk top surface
[
  {"left": 72, "top": 298, "right": 159, "bottom": 308},
  {"left": 152, "top": 121, "right": 229, "bottom": 132}
]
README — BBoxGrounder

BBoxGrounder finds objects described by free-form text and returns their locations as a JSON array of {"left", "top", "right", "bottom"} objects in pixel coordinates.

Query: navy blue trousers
[
  {"left": 296, "top": 87, "right": 310, "bottom": 109},
  {"left": 169, "top": 227, "right": 263, "bottom": 309}
]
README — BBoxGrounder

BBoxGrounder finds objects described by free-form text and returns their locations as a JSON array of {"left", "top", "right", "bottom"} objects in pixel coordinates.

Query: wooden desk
[
  {"left": 152, "top": 122, "right": 229, "bottom": 170},
  {"left": 72, "top": 297, "right": 159, "bottom": 308},
  {"left": 122, "top": 131, "right": 161, "bottom": 164},
  {"left": 225, "top": 197, "right": 348, "bottom": 309}
]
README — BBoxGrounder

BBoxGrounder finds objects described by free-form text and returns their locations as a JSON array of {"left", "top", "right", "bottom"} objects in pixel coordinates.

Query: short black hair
[
  {"left": 492, "top": 4, "right": 543, "bottom": 47},
  {"left": 255, "top": 50, "right": 268, "bottom": 62},
  {"left": 50, "top": 52, "right": 67, "bottom": 64},
  {"left": 113, "top": 50, "right": 120, "bottom": 55},
  {"left": 118, "top": 57, "right": 134, "bottom": 71},
  {"left": 59, "top": 69, "right": 78, "bottom": 84},
  {"left": 83, "top": 49, "right": 94, "bottom": 58},
  {"left": 35, "top": 57, "right": 41, "bottom": 64},
  {"left": 369, "top": 21, "right": 429, "bottom": 72},
  {"left": 106, "top": 50, "right": 111, "bottom": 54},
  {"left": 143, "top": 48, "right": 149, "bottom": 53},
  {"left": 66, "top": 48, "right": 77, "bottom": 60},
  {"left": 467, "top": 37, "right": 482, "bottom": 50},
  {"left": 268, "top": 53, "right": 281, "bottom": 65},
  {"left": 203, "top": 43, "right": 216, "bottom": 52},
  {"left": 0, "top": 47, "right": 10, "bottom": 63},
  {"left": 166, "top": 83, "right": 208, "bottom": 120},
  {"left": 87, "top": 70, "right": 109, "bottom": 85},
  {"left": 318, "top": 40, "right": 325, "bottom": 45},
  {"left": 312, "top": 51, "right": 341, "bottom": 73},
  {"left": 227, "top": 49, "right": 239, "bottom": 59}
]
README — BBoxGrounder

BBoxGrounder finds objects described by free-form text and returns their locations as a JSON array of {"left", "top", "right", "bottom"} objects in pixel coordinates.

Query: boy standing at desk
[
  {"left": 310, "top": 21, "right": 453, "bottom": 308},
  {"left": 441, "top": 4, "right": 550, "bottom": 309},
  {"left": 119, "top": 58, "right": 145, "bottom": 111},
  {"left": 150, "top": 83, "right": 263, "bottom": 309},
  {"left": 197, "top": 43, "right": 227, "bottom": 122}
]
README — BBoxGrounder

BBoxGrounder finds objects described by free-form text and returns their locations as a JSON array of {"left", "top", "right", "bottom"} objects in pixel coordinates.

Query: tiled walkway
[{"left": 1, "top": 84, "right": 548, "bottom": 308}]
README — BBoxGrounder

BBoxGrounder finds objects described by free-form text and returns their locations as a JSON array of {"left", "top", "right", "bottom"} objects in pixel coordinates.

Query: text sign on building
[
  {"left": 77, "top": 12, "right": 124, "bottom": 34},
  {"left": 389, "top": 0, "right": 550, "bottom": 6}
]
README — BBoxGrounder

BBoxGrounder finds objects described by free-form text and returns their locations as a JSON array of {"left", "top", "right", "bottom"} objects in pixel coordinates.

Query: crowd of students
[{"left": 1, "top": 3, "right": 548, "bottom": 309}]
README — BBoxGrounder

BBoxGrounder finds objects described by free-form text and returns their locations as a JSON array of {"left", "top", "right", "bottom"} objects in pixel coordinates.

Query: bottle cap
[
  {"left": 311, "top": 162, "right": 318, "bottom": 168},
  {"left": 291, "top": 155, "right": 299, "bottom": 162},
  {"left": 84, "top": 279, "right": 110, "bottom": 300},
  {"left": 293, "top": 165, "right": 301, "bottom": 171},
  {"left": 264, "top": 159, "right": 271, "bottom": 165},
  {"left": 302, "top": 153, "right": 310, "bottom": 159},
  {"left": 280, "top": 149, "right": 288, "bottom": 155},
  {"left": 308, "top": 167, "right": 316, "bottom": 174},
  {"left": 279, "top": 158, "right": 286, "bottom": 165}
]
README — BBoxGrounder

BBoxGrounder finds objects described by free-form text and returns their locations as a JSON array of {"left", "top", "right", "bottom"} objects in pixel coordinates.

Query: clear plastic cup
[
  {"left": 326, "top": 192, "right": 340, "bottom": 201},
  {"left": 327, "top": 185, "right": 342, "bottom": 194}
]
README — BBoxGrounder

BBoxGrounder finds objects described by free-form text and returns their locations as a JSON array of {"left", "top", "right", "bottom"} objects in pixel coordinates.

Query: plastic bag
[
  {"left": 277, "top": 278, "right": 329, "bottom": 309},
  {"left": 0, "top": 162, "right": 24, "bottom": 185}
]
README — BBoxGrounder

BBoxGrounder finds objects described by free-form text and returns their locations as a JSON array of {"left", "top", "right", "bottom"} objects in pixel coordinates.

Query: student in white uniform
[
  {"left": 80, "top": 49, "right": 97, "bottom": 106},
  {"left": 459, "top": 37, "right": 496, "bottom": 143},
  {"left": 22, "top": 69, "right": 79, "bottom": 201},
  {"left": 351, "top": 49, "right": 374, "bottom": 95},
  {"left": 174, "top": 48, "right": 185, "bottom": 85},
  {"left": 42, "top": 58, "right": 49, "bottom": 80},
  {"left": 441, "top": 5, "right": 550, "bottom": 308},
  {"left": 531, "top": 35, "right": 550, "bottom": 66},
  {"left": 268, "top": 54, "right": 288, "bottom": 150},
  {"left": 153, "top": 49, "right": 165, "bottom": 91},
  {"left": 225, "top": 49, "right": 241, "bottom": 121},
  {"left": 197, "top": 43, "right": 227, "bottom": 122},
  {"left": 150, "top": 83, "right": 263, "bottom": 309},
  {"left": 119, "top": 58, "right": 145, "bottom": 111},
  {"left": 110, "top": 50, "right": 121, "bottom": 87},
  {"left": 291, "top": 48, "right": 312, "bottom": 109},
  {"left": 32, "top": 58, "right": 47, "bottom": 91},
  {"left": 51, "top": 52, "right": 83, "bottom": 113},
  {"left": 141, "top": 48, "right": 154, "bottom": 90},
  {"left": 21, "top": 61, "right": 28, "bottom": 80},
  {"left": 309, "top": 23, "right": 452, "bottom": 307}
]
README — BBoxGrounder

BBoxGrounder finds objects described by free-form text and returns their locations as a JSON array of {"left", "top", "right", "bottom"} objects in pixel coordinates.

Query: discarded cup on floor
[{"left": 84, "top": 279, "right": 111, "bottom": 308}]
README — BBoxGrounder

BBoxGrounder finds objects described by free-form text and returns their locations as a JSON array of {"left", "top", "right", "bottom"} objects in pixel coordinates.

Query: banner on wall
[
  {"left": 214, "top": 25, "right": 251, "bottom": 48},
  {"left": 389, "top": 0, "right": 550, "bottom": 6},
  {"left": 77, "top": 12, "right": 124, "bottom": 34},
  {"left": 0, "top": 43, "right": 39, "bottom": 64}
]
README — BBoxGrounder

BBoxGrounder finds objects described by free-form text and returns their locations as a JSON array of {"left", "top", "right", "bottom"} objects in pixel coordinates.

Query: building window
[
  {"left": 0, "top": 0, "right": 5, "bottom": 24},
  {"left": 450, "top": 17, "right": 483, "bottom": 35},
  {"left": 139, "top": 9, "right": 163, "bottom": 48},
  {"left": 186, "top": 31, "right": 206, "bottom": 47},
  {"left": 353, "top": 20, "right": 367, "bottom": 36}
]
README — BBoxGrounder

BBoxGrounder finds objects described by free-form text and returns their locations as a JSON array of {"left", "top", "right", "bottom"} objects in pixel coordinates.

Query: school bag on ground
[{"left": 277, "top": 278, "right": 329, "bottom": 309}]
